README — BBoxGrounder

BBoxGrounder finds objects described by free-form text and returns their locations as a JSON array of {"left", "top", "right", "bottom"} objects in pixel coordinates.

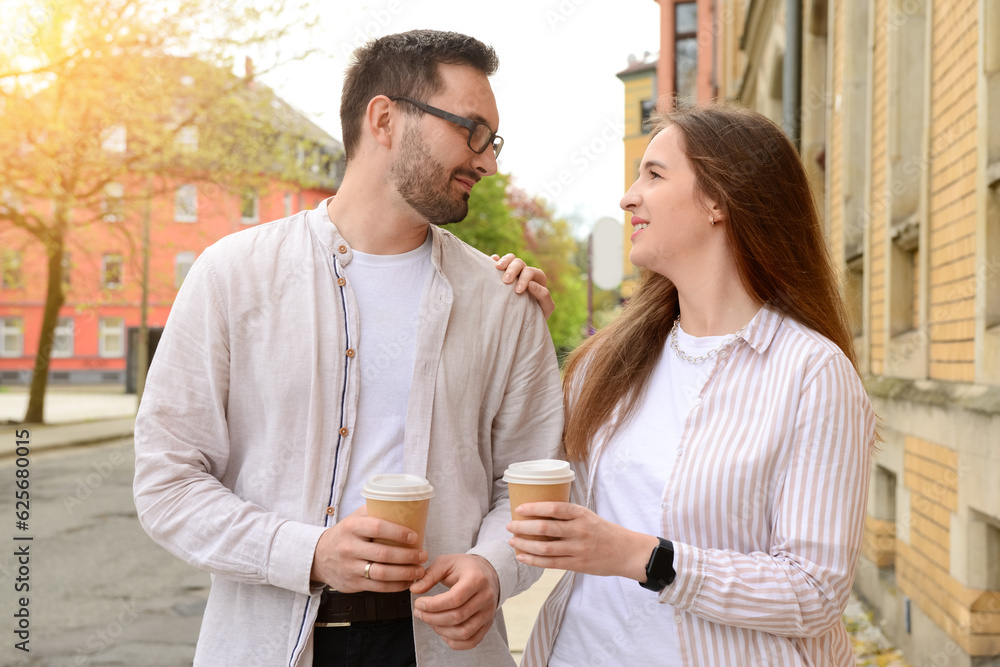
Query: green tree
[
  {"left": 509, "top": 186, "right": 588, "bottom": 357},
  {"left": 452, "top": 173, "right": 531, "bottom": 260},
  {"left": 0, "top": 0, "right": 324, "bottom": 423},
  {"left": 451, "top": 174, "right": 587, "bottom": 356}
]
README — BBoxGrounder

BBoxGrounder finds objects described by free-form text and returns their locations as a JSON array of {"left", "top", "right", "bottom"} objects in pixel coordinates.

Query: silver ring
[{"left": 363, "top": 561, "right": 373, "bottom": 580}]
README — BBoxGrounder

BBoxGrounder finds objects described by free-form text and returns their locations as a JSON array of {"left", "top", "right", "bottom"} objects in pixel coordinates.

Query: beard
[{"left": 389, "top": 124, "right": 475, "bottom": 225}]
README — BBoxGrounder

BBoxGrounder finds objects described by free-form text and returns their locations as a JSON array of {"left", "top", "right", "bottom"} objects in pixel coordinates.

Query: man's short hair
[{"left": 340, "top": 29, "right": 499, "bottom": 161}]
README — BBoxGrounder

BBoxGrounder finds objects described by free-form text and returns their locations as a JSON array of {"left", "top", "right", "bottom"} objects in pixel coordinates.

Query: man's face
[{"left": 389, "top": 63, "right": 500, "bottom": 225}]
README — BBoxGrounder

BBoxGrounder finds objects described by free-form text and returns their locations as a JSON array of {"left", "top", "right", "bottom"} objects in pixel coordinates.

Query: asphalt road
[{"left": 0, "top": 437, "right": 209, "bottom": 666}]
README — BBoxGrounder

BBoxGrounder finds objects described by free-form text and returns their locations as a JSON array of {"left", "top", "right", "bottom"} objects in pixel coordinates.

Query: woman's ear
[{"left": 708, "top": 202, "right": 728, "bottom": 225}]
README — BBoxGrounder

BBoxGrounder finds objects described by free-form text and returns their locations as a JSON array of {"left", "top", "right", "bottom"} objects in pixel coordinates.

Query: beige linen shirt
[
  {"left": 523, "top": 306, "right": 875, "bottom": 666},
  {"left": 133, "top": 201, "right": 564, "bottom": 666}
]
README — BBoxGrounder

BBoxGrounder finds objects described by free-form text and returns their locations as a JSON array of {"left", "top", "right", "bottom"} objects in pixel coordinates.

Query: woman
[{"left": 509, "top": 105, "right": 875, "bottom": 666}]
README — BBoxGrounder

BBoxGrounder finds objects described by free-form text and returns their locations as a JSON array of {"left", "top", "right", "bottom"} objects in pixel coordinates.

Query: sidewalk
[
  {"left": 0, "top": 385, "right": 138, "bottom": 423},
  {"left": 0, "top": 386, "right": 137, "bottom": 456},
  {"left": 503, "top": 568, "right": 563, "bottom": 661}
]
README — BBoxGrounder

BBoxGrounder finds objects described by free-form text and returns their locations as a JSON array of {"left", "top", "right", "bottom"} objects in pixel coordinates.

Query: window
[
  {"left": 1, "top": 317, "right": 23, "bottom": 357},
  {"left": 240, "top": 189, "right": 259, "bottom": 225},
  {"left": 102, "top": 254, "right": 123, "bottom": 289},
  {"left": 176, "top": 125, "right": 198, "bottom": 152},
  {"left": 836, "top": 0, "right": 873, "bottom": 374},
  {"left": 988, "top": 182, "right": 1000, "bottom": 328},
  {"left": 52, "top": 317, "right": 73, "bottom": 358},
  {"left": 101, "top": 124, "right": 127, "bottom": 153},
  {"left": 988, "top": 522, "right": 1000, "bottom": 590},
  {"left": 175, "top": 184, "right": 197, "bottom": 222},
  {"left": 768, "top": 51, "right": 785, "bottom": 127},
  {"left": 869, "top": 466, "right": 897, "bottom": 568},
  {"left": 874, "top": 466, "right": 897, "bottom": 523},
  {"left": 981, "top": 0, "right": 1000, "bottom": 384},
  {"left": 969, "top": 510, "right": 1000, "bottom": 590},
  {"left": 846, "top": 257, "right": 864, "bottom": 338},
  {"left": 640, "top": 99, "right": 656, "bottom": 135},
  {"left": 770, "top": 52, "right": 784, "bottom": 101},
  {"left": 175, "top": 251, "right": 195, "bottom": 288},
  {"left": 841, "top": 0, "right": 872, "bottom": 259},
  {"left": 986, "top": 0, "right": 1000, "bottom": 330},
  {"left": 102, "top": 182, "right": 125, "bottom": 222},
  {"left": 99, "top": 317, "right": 125, "bottom": 358},
  {"left": 887, "top": 0, "right": 927, "bottom": 341},
  {"left": 674, "top": 2, "right": 698, "bottom": 106},
  {"left": 890, "top": 219, "right": 919, "bottom": 336},
  {"left": 2, "top": 251, "right": 22, "bottom": 289}
]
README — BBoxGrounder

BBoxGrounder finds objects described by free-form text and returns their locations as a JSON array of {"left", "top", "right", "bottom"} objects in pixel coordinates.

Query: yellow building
[
  {"left": 616, "top": 52, "right": 658, "bottom": 297},
  {"left": 715, "top": 0, "right": 1000, "bottom": 663},
  {"left": 620, "top": 0, "right": 725, "bottom": 293}
]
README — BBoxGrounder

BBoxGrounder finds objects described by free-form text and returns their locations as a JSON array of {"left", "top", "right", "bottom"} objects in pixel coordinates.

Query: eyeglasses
[{"left": 390, "top": 96, "right": 504, "bottom": 159}]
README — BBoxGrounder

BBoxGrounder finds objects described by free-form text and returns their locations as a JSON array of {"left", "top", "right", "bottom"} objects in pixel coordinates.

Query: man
[{"left": 133, "top": 30, "right": 563, "bottom": 667}]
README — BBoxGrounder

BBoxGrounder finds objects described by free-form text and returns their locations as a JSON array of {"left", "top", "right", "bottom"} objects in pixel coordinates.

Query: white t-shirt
[
  {"left": 549, "top": 325, "right": 731, "bottom": 667},
  {"left": 338, "top": 233, "right": 433, "bottom": 517}
]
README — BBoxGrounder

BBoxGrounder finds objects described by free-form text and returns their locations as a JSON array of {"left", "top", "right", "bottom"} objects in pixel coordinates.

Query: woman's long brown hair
[{"left": 562, "top": 104, "right": 856, "bottom": 461}]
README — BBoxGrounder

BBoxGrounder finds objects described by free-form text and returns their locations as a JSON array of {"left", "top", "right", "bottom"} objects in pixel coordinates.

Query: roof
[
  {"left": 14, "top": 55, "right": 345, "bottom": 189},
  {"left": 617, "top": 51, "right": 659, "bottom": 78}
]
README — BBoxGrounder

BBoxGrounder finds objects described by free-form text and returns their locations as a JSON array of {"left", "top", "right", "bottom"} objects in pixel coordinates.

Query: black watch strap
[{"left": 639, "top": 537, "right": 675, "bottom": 592}]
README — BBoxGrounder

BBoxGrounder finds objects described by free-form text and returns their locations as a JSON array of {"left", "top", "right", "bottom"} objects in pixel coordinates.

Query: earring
[{"left": 710, "top": 215, "right": 716, "bottom": 226}]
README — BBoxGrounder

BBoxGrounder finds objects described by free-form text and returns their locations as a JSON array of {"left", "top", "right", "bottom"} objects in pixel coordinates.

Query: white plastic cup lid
[
  {"left": 361, "top": 474, "right": 435, "bottom": 501},
  {"left": 502, "top": 459, "right": 575, "bottom": 485}
]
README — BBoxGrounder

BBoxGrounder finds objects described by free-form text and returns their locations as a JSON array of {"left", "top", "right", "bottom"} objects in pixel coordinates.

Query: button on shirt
[
  {"left": 133, "top": 201, "right": 564, "bottom": 667},
  {"left": 338, "top": 235, "right": 433, "bottom": 519}
]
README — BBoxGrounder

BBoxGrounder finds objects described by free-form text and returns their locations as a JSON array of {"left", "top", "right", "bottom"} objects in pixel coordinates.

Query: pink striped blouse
[{"left": 523, "top": 306, "right": 876, "bottom": 666}]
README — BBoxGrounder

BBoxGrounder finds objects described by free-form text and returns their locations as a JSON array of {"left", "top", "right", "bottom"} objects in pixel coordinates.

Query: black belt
[{"left": 315, "top": 589, "right": 413, "bottom": 627}]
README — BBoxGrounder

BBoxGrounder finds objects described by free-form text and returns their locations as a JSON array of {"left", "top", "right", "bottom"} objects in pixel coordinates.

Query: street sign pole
[{"left": 587, "top": 234, "right": 594, "bottom": 335}]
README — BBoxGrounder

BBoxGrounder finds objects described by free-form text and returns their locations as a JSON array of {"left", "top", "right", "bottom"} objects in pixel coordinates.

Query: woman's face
[{"left": 620, "top": 125, "right": 718, "bottom": 280}]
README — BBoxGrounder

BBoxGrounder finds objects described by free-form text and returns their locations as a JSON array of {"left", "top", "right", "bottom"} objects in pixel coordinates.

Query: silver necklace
[{"left": 669, "top": 316, "right": 748, "bottom": 364}]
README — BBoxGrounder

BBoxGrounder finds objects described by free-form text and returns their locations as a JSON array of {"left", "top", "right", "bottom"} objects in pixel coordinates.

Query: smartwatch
[{"left": 639, "top": 537, "right": 675, "bottom": 592}]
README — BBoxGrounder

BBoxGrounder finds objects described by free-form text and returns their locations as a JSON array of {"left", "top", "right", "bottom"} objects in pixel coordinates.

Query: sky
[{"left": 256, "top": 0, "right": 662, "bottom": 236}]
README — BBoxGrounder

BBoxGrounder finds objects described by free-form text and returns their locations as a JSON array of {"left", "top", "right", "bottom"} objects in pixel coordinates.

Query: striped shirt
[{"left": 523, "top": 306, "right": 876, "bottom": 666}]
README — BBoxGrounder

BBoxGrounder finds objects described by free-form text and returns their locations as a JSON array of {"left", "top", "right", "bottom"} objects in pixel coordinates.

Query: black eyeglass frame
[{"left": 389, "top": 96, "right": 504, "bottom": 158}]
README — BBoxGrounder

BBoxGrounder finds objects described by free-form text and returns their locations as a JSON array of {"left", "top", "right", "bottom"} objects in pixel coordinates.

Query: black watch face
[{"left": 646, "top": 541, "right": 674, "bottom": 589}]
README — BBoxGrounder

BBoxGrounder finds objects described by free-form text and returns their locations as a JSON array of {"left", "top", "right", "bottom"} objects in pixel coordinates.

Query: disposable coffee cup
[
  {"left": 503, "top": 460, "right": 575, "bottom": 552},
  {"left": 361, "top": 474, "right": 434, "bottom": 550}
]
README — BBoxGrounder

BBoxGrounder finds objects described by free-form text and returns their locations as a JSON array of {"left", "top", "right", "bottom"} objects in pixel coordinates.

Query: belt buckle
[{"left": 316, "top": 587, "right": 353, "bottom": 627}]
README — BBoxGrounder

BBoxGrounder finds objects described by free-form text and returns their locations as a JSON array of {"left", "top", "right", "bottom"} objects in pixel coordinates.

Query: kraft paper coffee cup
[
  {"left": 503, "top": 460, "right": 575, "bottom": 552},
  {"left": 362, "top": 474, "right": 434, "bottom": 550}
]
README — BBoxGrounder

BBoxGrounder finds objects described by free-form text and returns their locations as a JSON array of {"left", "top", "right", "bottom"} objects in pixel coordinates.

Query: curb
[{"left": 0, "top": 417, "right": 136, "bottom": 458}]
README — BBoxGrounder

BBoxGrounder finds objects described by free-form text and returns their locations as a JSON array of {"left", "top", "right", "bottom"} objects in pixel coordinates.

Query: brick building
[
  {"left": 680, "top": 0, "right": 1000, "bottom": 663},
  {"left": 0, "top": 65, "right": 342, "bottom": 387}
]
